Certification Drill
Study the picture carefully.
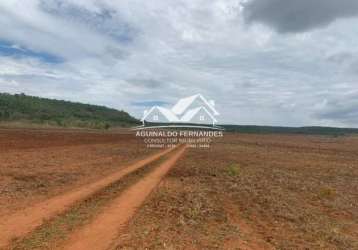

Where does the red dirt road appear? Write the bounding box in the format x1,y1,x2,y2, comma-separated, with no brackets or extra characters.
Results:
0,146,176,249
61,146,187,250
0,129,153,216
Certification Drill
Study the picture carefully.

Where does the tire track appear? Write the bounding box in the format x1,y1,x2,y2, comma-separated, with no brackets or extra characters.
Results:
0,147,176,249
61,145,187,250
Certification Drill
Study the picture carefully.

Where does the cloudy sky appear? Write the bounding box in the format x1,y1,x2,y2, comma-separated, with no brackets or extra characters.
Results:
1,0,358,127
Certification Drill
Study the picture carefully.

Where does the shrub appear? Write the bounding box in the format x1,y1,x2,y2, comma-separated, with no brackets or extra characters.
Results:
227,163,240,177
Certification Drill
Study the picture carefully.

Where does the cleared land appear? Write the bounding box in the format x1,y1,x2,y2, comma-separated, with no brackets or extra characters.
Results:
0,129,157,216
1,130,357,250
62,146,187,250
0,145,175,248
115,134,358,249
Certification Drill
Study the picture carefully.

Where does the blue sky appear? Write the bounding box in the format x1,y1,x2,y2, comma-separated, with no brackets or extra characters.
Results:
0,0,358,127
0,40,63,63
131,101,170,107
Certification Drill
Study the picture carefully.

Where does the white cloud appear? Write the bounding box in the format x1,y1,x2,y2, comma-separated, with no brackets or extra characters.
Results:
0,0,358,127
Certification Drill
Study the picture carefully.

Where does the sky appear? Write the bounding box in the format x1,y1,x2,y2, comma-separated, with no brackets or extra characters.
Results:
0,0,358,127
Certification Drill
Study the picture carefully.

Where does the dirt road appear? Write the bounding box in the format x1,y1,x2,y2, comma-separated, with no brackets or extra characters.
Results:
61,145,187,250
0,146,176,249
0,129,154,216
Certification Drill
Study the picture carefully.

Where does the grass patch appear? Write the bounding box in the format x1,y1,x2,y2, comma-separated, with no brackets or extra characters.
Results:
318,187,337,200
227,163,240,177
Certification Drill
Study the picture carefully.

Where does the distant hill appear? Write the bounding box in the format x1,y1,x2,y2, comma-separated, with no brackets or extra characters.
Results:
142,122,358,136
1,92,357,134
222,125,358,136
0,93,139,129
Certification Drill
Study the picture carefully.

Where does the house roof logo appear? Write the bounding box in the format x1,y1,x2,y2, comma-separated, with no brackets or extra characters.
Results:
135,94,223,130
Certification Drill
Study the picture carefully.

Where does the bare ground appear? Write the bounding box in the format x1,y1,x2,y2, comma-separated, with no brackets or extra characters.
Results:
0,146,174,248
61,146,187,250
115,134,358,250
0,128,154,216
1,130,358,250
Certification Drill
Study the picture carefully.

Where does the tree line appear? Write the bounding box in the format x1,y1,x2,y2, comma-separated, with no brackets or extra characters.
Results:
0,93,139,129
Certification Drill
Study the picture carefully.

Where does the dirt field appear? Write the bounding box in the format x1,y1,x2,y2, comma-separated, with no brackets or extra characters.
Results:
1,130,358,249
0,128,155,216
115,134,358,250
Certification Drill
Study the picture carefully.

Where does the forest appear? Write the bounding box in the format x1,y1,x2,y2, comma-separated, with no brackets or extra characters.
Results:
0,93,139,129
